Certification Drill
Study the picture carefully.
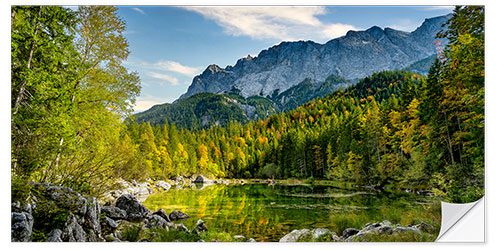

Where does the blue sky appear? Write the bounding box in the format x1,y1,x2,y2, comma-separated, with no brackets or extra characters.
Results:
114,6,454,112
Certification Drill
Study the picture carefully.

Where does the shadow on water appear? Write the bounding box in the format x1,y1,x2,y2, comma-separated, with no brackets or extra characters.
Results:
143,183,441,241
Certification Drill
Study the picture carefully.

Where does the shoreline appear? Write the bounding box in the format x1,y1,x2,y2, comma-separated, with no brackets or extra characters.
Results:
102,176,435,205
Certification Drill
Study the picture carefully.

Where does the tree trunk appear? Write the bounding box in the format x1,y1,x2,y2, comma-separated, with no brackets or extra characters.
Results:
13,6,42,115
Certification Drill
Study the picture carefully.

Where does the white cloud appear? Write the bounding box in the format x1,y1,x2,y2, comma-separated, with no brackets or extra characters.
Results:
148,72,180,86
124,58,202,77
134,94,176,112
388,18,420,32
321,23,361,40
183,6,358,42
422,6,455,11
131,7,145,15
153,60,202,76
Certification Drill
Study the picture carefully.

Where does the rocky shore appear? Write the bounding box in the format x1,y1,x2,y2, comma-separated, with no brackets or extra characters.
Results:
101,175,251,203
279,220,436,242
12,179,437,242
11,182,212,242
11,178,256,242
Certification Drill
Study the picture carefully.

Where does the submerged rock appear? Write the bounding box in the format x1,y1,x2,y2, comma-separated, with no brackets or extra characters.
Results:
174,176,185,185
192,219,208,235
144,214,170,229
233,235,246,240
169,210,190,221
193,175,212,183
156,181,171,191
174,223,190,233
153,208,171,222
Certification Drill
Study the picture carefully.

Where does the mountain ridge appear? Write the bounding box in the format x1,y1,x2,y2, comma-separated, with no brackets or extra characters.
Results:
179,14,451,100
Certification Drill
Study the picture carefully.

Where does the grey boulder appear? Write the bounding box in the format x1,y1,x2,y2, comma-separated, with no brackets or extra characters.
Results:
342,228,359,238
279,229,311,242
46,229,63,242
115,194,150,222
311,228,331,240
102,206,127,220
153,208,171,222
144,214,170,229
192,219,208,235
169,210,190,221
11,211,34,242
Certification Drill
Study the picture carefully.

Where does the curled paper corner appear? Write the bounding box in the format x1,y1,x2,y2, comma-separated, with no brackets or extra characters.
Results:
436,197,485,242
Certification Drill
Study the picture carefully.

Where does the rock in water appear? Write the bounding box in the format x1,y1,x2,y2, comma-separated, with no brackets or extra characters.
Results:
174,223,190,233
279,229,311,242
174,176,185,185
169,210,190,221
156,181,171,191
233,235,246,240
192,219,208,235
144,214,170,229
193,175,212,183
115,194,150,222
153,208,171,222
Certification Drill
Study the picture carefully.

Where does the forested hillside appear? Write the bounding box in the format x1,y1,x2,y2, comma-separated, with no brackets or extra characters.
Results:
123,6,484,203
134,75,349,130
134,92,276,130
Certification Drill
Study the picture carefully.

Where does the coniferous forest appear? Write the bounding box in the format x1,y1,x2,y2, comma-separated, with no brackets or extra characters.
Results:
11,6,484,204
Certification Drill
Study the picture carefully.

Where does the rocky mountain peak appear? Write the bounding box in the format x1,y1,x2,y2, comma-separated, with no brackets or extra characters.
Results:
205,64,223,74
178,14,451,100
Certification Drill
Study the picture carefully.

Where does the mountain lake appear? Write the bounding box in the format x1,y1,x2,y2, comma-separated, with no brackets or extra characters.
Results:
142,183,441,241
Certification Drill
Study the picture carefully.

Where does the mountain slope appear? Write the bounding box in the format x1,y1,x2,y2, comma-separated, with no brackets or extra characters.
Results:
179,14,451,100
135,74,350,129
134,92,276,130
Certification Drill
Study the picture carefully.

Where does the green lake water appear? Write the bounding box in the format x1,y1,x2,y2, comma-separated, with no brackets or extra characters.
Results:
143,183,441,242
